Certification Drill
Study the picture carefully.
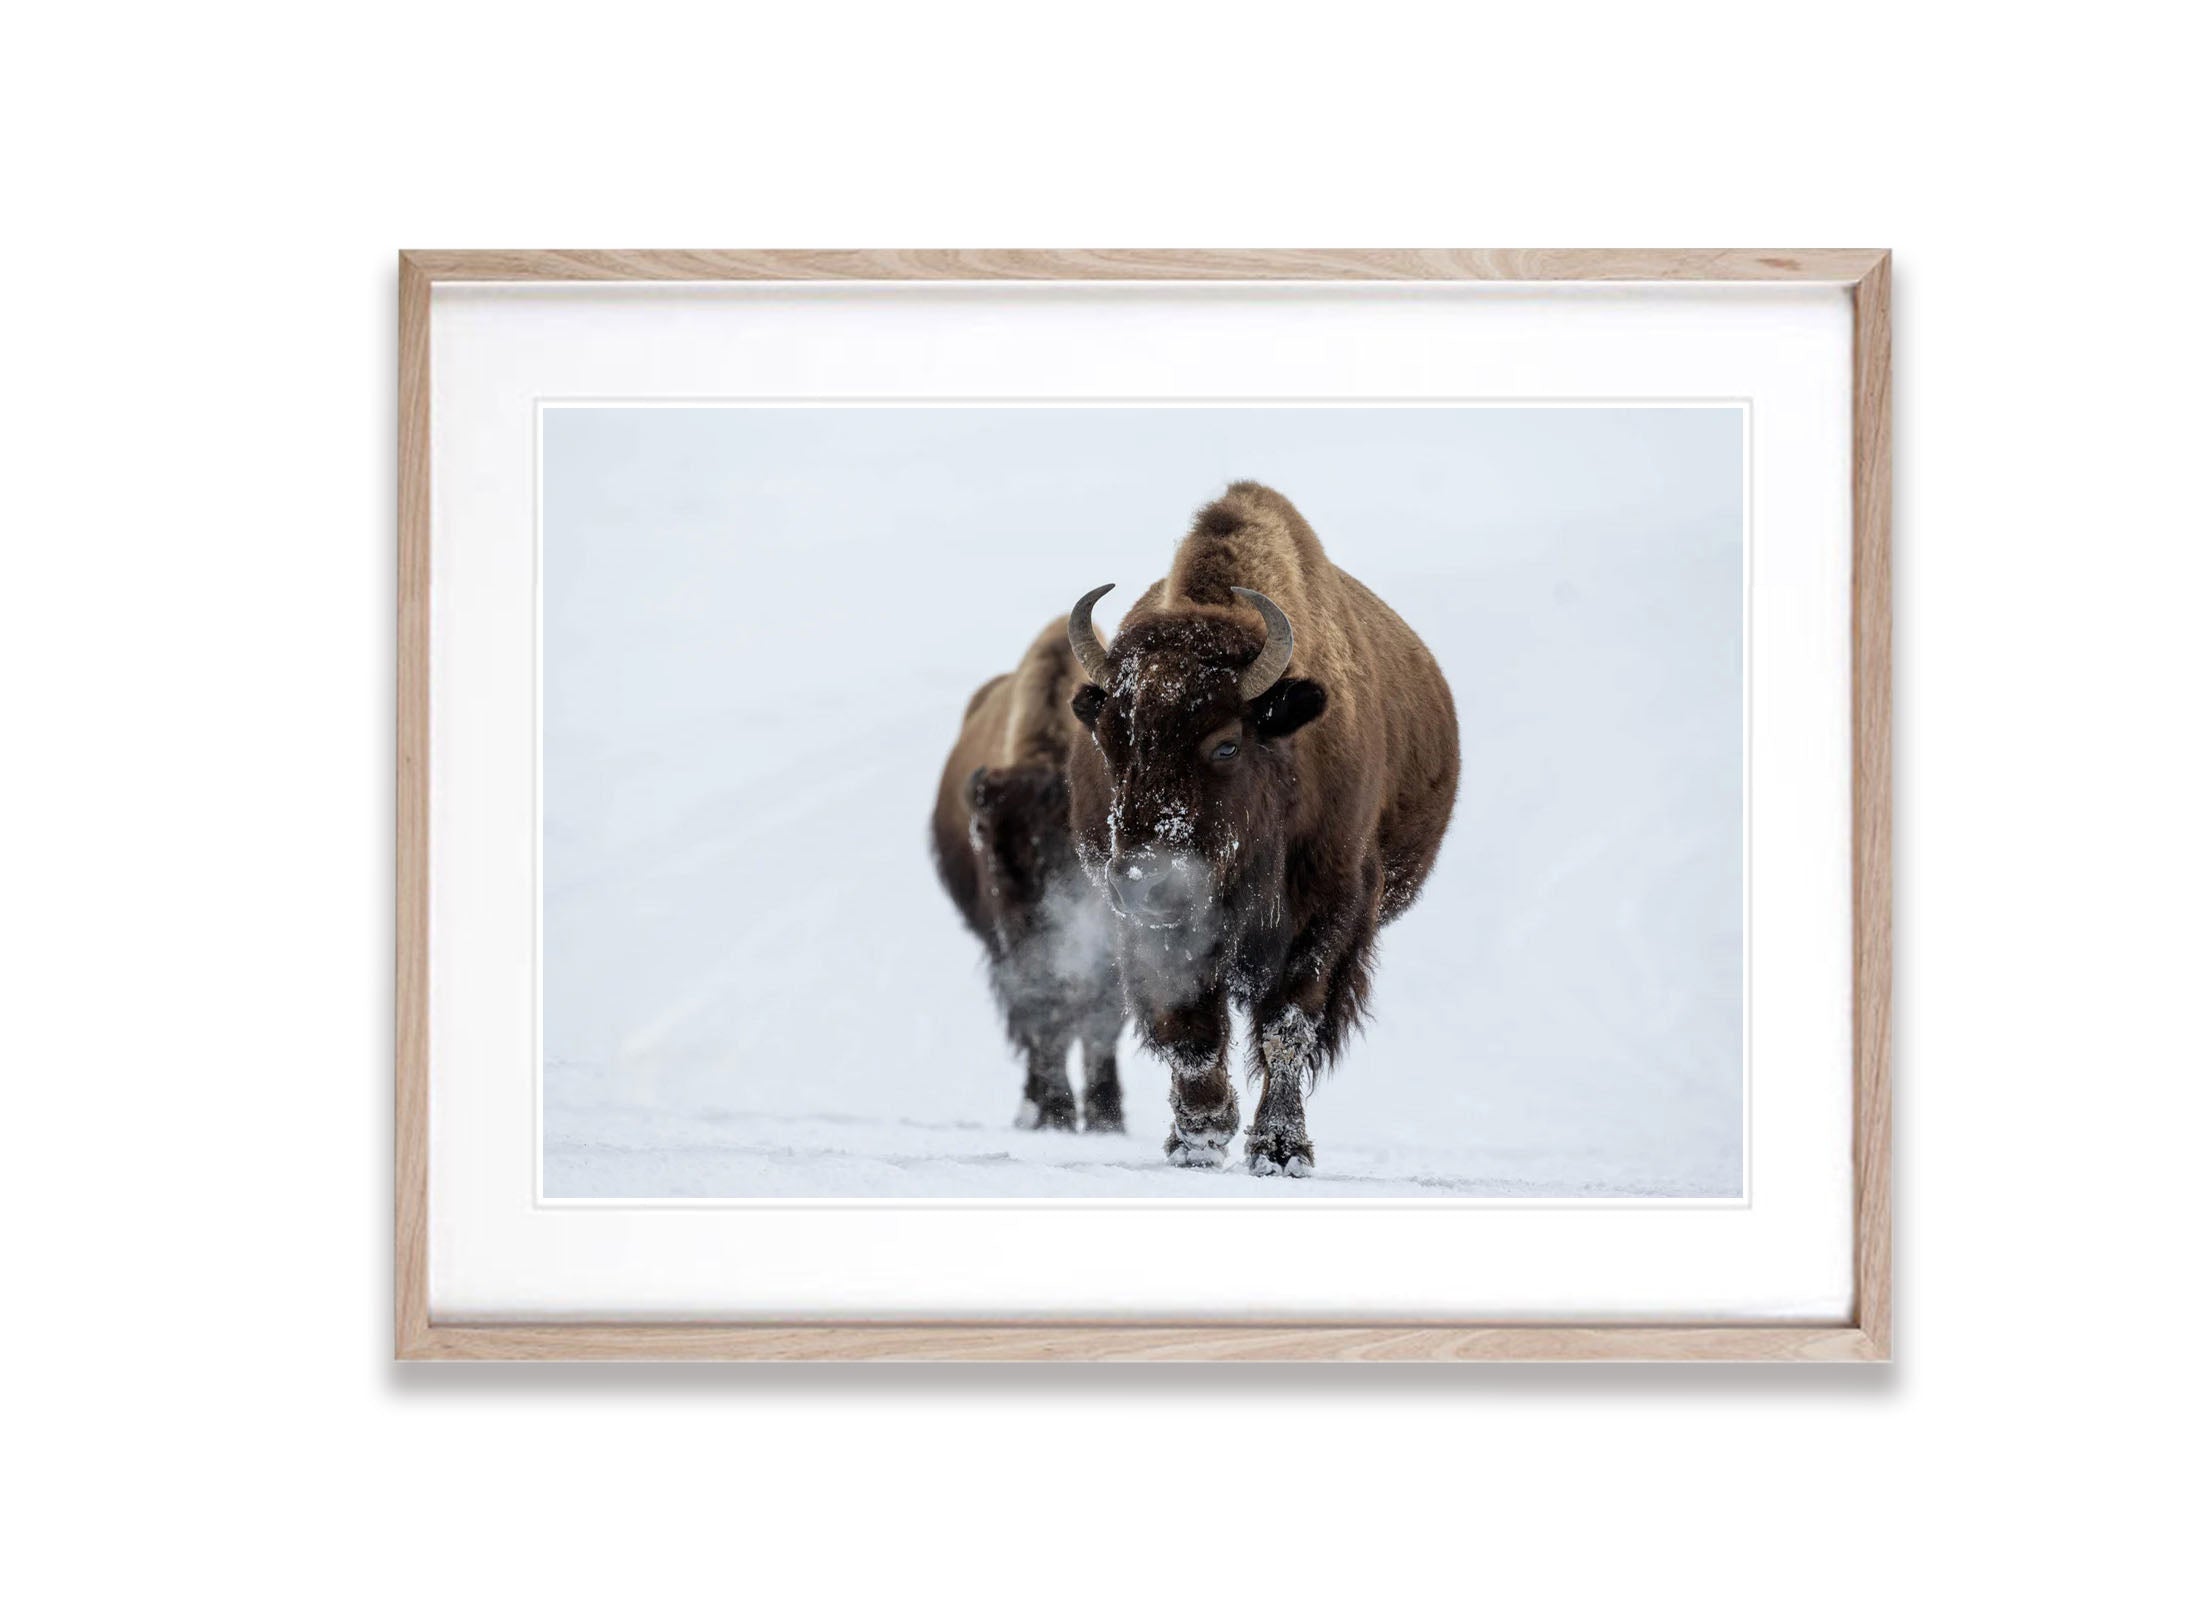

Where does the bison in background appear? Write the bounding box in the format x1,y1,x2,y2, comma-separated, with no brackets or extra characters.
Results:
1065,481,1459,1174
933,618,1128,1132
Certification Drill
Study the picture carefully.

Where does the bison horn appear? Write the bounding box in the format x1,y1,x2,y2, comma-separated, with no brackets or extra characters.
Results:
1068,584,1114,685
1231,586,1295,700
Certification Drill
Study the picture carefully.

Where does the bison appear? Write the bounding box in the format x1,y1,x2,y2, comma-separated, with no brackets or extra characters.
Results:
933,618,1128,1132
1064,481,1459,1175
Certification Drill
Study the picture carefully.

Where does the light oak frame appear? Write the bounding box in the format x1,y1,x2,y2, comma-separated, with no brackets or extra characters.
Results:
397,249,1892,1361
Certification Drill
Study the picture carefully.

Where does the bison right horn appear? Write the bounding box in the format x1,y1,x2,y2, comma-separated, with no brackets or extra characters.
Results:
1068,584,1114,686
1231,586,1295,700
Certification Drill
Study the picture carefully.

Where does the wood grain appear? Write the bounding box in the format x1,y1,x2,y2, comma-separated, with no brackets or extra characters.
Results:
394,248,1893,1361
400,247,1883,285
396,254,432,1359
1851,254,1894,1358
400,1322,1876,1363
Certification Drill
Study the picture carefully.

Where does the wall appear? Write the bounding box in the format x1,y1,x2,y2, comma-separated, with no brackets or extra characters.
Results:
7,2,2192,1593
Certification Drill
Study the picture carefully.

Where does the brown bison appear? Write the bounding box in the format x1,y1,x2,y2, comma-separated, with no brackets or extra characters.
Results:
1064,482,1459,1174
933,618,1128,1132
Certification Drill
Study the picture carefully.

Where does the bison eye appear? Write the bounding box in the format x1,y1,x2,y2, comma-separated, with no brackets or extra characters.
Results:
1210,741,1239,763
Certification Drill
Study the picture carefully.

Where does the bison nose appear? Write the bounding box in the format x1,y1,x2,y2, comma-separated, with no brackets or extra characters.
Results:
1106,853,1195,926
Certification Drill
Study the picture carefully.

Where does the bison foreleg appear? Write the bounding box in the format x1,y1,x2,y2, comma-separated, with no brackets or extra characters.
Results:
1245,1006,1317,1176
1014,1037,1079,1132
1077,1018,1126,1134
1146,991,1238,1168
1245,874,1381,1176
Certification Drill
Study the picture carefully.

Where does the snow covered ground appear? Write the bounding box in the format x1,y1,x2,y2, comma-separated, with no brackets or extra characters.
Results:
543,405,1744,1199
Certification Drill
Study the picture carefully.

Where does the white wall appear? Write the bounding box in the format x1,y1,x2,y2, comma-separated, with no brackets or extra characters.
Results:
7,2,2193,1595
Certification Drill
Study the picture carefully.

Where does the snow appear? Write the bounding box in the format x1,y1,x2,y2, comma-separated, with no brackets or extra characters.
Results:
543,405,1744,1199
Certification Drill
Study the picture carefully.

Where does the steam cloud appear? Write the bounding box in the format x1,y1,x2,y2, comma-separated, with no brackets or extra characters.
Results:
985,872,1119,1025
1112,852,1223,1013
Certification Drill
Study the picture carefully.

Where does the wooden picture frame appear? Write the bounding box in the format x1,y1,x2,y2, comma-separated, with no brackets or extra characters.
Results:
397,249,1891,1361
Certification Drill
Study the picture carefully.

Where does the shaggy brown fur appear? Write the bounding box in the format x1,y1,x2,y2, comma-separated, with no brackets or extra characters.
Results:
933,618,1127,1132
1066,482,1460,1174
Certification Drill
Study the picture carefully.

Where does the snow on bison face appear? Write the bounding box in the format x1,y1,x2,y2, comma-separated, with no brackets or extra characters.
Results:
1069,605,1326,936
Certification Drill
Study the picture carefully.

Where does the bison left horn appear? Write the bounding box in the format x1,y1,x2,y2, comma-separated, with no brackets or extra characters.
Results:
1231,586,1295,700
1068,584,1114,686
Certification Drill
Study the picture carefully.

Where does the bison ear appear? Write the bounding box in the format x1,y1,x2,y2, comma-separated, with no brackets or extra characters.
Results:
1071,684,1106,727
1249,677,1326,740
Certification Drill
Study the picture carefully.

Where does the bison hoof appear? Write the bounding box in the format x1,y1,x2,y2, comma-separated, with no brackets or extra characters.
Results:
1015,1095,1078,1132
1165,1127,1231,1168
1081,1083,1125,1133
1245,1134,1315,1177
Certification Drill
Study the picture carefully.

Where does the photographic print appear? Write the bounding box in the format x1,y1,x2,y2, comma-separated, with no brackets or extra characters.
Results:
542,402,1745,1202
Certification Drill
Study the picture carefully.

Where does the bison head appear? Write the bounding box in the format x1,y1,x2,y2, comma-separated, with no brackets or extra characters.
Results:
1065,585,1327,935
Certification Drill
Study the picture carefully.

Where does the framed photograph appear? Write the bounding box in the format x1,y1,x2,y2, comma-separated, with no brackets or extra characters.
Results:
397,249,1890,1360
